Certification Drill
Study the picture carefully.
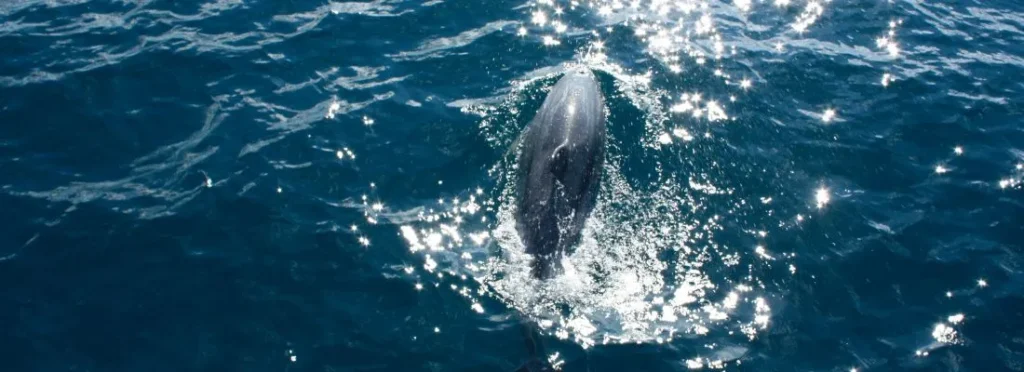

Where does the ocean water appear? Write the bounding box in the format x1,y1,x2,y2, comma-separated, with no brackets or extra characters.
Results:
1,0,1023,371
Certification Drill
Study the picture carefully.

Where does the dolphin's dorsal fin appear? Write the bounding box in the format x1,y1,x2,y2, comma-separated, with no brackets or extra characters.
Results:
549,144,568,179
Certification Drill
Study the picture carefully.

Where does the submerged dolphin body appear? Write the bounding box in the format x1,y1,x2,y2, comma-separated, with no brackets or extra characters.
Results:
515,68,606,279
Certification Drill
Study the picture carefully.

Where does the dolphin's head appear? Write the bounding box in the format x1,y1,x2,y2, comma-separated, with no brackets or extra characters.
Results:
564,66,597,82
548,66,602,115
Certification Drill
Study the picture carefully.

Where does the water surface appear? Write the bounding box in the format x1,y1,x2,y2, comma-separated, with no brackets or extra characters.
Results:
1,0,1022,371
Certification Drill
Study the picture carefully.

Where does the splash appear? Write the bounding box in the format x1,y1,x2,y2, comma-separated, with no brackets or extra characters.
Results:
392,64,779,355
391,0,860,364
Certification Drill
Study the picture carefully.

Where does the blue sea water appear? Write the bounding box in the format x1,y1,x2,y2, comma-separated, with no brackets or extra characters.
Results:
1,0,1023,371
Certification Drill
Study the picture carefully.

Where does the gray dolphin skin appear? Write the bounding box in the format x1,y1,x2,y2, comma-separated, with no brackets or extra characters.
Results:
515,68,606,279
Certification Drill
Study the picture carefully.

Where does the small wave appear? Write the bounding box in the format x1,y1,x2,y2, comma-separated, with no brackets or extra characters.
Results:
389,20,519,61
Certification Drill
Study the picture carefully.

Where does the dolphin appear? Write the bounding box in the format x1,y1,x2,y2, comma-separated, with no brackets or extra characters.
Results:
515,68,606,279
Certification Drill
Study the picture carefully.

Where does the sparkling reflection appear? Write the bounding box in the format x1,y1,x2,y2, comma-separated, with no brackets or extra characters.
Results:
387,0,870,363
815,187,830,209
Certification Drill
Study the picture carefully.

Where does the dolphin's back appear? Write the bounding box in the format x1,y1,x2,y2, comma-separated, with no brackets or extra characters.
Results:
515,69,606,278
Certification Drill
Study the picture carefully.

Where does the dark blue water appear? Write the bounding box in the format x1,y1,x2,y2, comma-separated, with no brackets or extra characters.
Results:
2,0,1023,371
